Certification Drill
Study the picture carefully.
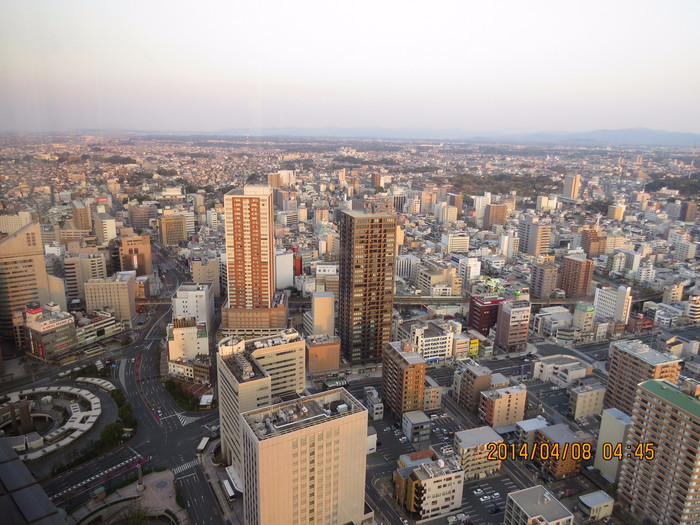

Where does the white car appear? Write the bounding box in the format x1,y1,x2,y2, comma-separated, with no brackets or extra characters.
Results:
473,488,483,495
480,495,490,502
492,492,500,499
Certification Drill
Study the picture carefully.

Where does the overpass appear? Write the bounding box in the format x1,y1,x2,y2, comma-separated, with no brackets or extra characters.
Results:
136,297,173,306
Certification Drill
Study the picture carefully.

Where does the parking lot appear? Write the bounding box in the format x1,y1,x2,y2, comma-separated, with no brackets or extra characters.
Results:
460,475,519,525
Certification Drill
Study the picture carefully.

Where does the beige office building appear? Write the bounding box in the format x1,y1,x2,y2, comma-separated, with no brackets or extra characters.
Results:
118,233,153,276
618,379,700,525
84,271,136,326
217,348,271,474
479,384,527,428
71,200,92,231
190,257,220,296
218,329,305,400
593,408,631,482
457,363,493,413
303,291,335,336
504,486,573,525
240,389,370,525
381,341,426,418
562,174,581,200
158,215,187,245
64,253,108,301
454,426,503,480
0,221,54,340
305,334,341,374
495,300,531,353
569,383,605,420
93,213,117,245
167,317,208,361
604,340,681,415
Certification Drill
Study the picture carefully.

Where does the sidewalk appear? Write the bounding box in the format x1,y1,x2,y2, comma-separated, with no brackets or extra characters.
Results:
69,470,188,525
198,440,244,524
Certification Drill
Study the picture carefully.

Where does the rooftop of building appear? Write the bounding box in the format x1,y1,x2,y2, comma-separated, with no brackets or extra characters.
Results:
516,416,550,433
601,408,632,424
0,440,64,524
464,363,492,377
578,490,614,508
570,383,605,394
454,426,503,448
414,457,462,481
403,410,430,425
534,354,588,367
242,389,365,441
175,282,212,293
537,423,591,445
613,339,682,366
220,351,268,384
386,341,426,365
245,328,302,352
399,449,437,469
341,208,396,219
482,384,527,400
640,379,700,417
490,373,509,386
305,334,340,346
507,486,572,521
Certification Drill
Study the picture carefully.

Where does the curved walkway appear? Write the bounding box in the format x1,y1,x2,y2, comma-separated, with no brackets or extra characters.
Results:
1,385,102,461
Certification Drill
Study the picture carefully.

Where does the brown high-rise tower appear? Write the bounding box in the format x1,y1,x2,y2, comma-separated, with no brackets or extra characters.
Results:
560,256,593,299
338,209,396,363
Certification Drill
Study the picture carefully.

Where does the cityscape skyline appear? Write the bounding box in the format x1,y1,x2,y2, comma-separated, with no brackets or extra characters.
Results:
2,1,699,134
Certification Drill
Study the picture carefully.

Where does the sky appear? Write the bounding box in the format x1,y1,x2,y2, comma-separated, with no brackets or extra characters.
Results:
1,0,699,134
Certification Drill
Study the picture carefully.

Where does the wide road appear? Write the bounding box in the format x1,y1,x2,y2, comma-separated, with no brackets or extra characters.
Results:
40,250,227,524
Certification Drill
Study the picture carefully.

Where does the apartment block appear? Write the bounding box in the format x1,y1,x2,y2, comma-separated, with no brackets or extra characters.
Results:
593,408,631,482
560,256,593,299
454,426,503,480
457,363,493,413
618,379,700,525
604,340,682,415
530,262,558,299
568,383,605,420
534,424,592,479
478,384,527,428
381,341,426,418
338,209,396,363
495,300,531,353
394,457,464,520
504,486,573,525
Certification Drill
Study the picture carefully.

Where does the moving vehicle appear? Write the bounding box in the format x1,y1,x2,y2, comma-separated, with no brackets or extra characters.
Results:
222,479,236,501
196,436,210,454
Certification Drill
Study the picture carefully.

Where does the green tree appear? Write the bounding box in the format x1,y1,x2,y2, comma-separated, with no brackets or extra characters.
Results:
100,422,124,447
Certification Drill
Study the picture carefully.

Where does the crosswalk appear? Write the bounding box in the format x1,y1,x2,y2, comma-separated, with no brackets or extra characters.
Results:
172,459,199,475
177,413,200,426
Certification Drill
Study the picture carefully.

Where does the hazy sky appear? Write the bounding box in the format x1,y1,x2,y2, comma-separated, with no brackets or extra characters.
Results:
1,0,699,134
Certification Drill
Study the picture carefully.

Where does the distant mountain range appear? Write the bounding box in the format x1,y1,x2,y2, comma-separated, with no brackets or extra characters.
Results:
214,127,700,147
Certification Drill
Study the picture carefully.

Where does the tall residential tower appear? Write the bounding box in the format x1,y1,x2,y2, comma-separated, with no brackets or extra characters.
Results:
338,209,396,363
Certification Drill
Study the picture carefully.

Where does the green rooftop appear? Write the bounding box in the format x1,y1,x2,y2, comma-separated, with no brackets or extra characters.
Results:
640,380,700,417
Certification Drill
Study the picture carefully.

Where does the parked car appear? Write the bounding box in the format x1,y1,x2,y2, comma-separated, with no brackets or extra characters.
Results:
479,496,490,502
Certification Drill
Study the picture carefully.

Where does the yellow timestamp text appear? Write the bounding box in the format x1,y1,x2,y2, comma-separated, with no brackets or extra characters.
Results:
600,442,655,461
486,441,592,462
